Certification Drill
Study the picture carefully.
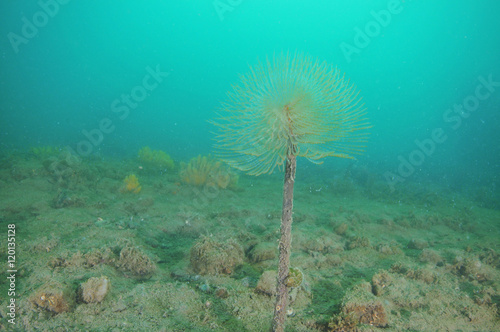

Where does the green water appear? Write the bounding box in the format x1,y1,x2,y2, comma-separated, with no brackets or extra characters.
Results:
0,1,499,331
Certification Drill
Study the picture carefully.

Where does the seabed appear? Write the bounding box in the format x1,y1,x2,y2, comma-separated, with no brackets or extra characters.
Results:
0,151,499,331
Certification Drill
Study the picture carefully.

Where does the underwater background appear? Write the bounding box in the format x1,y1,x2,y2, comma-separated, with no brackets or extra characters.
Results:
1,1,499,331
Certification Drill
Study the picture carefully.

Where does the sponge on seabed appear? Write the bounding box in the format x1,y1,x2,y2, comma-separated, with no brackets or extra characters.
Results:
80,276,111,303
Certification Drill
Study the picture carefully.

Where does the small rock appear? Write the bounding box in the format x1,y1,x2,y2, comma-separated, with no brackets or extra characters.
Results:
215,287,229,299
255,271,277,296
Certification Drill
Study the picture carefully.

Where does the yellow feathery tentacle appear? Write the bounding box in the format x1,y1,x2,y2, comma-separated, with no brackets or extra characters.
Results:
211,53,370,176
